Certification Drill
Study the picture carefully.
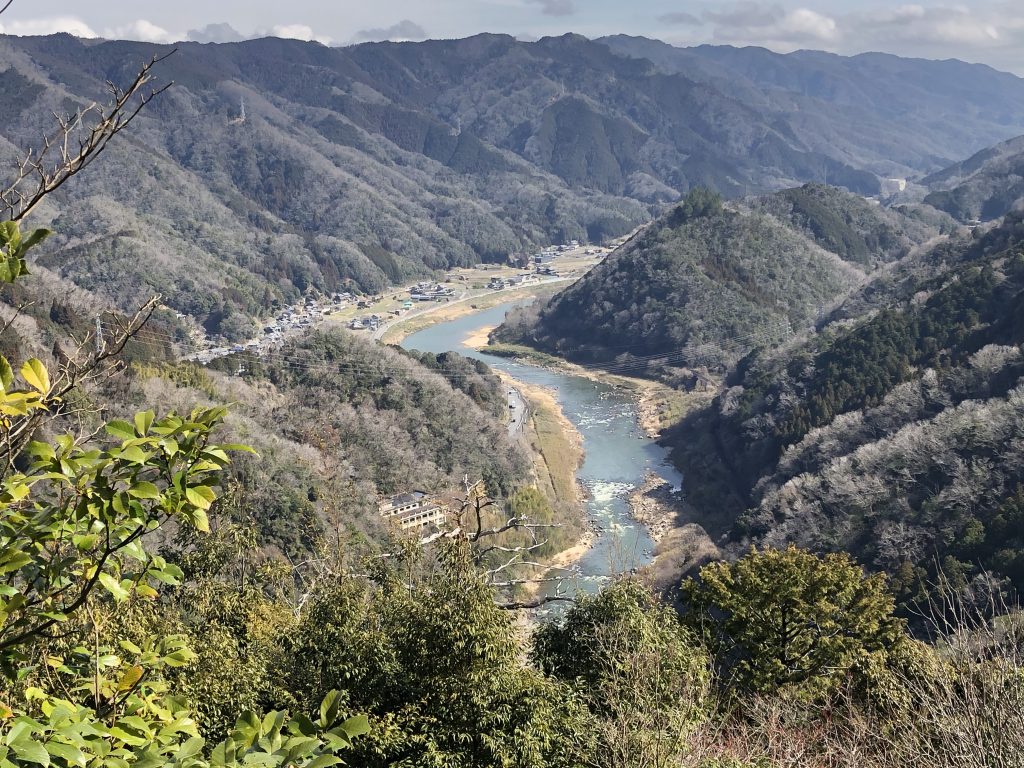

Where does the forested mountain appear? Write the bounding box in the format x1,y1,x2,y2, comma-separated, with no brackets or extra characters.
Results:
496,186,938,371
923,134,1024,221
9,28,1024,768
1,32,1023,337
665,212,1024,611
0,262,531,560
497,180,1024,610
600,35,1024,176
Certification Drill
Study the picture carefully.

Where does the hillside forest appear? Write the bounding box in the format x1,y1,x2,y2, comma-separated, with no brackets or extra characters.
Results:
3,27,1024,768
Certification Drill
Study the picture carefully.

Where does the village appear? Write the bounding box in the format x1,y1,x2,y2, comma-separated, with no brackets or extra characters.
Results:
183,241,611,363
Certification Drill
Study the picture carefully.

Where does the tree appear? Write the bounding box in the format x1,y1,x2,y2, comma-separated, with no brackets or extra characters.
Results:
0,365,368,764
0,27,368,761
533,579,711,768
682,545,903,693
281,538,589,768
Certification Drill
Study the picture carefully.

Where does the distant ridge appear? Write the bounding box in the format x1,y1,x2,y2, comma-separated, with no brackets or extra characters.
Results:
0,32,1022,337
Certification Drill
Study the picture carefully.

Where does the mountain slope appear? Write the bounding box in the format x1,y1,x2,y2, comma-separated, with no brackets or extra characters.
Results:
2,32,1022,338
664,213,1024,608
600,36,1024,176
496,186,937,372
923,135,1024,221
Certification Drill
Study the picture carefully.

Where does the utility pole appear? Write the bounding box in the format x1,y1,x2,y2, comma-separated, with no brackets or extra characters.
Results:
94,316,104,356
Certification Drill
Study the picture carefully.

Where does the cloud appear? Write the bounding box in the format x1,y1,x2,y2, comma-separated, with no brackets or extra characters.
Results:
270,24,332,45
657,12,703,26
188,22,245,44
848,5,1003,47
0,16,97,38
352,20,427,43
677,2,1024,73
704,2,784,28
103,20,176,43
706,5,838,47
527,0,576,18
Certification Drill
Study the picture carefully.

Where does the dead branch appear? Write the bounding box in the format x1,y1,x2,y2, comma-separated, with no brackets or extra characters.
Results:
1,51,175,223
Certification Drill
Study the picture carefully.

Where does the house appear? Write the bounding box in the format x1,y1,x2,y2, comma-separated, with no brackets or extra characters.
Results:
378,491,448,531
534,253,556,265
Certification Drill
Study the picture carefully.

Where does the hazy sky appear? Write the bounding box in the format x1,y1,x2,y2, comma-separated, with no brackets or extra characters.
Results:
2,1,1023,75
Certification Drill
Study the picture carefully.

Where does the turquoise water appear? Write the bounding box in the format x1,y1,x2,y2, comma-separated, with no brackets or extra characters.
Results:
401,301,683,600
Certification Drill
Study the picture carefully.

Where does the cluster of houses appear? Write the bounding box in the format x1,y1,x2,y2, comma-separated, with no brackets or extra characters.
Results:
378,491,448,532
348,314,382,331
188,292,354,364
409,282,456,302
487,273,541,291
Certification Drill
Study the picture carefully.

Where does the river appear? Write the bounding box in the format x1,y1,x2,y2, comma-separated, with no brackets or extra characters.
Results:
401,300,683,600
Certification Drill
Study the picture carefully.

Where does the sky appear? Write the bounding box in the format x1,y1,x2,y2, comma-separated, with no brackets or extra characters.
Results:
1,1,1023,75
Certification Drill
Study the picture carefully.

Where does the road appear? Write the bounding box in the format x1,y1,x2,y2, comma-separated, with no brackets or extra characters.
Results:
506,385,528,437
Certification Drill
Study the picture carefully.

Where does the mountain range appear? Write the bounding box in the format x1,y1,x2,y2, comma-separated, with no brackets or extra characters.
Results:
494,184,944,371
1,32,1024,337
923,134,1024,221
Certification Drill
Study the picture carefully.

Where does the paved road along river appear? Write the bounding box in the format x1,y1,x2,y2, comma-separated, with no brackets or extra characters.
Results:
401,300,683,600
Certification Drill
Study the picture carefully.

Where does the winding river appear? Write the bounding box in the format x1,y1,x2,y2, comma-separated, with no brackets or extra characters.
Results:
401,301,683,598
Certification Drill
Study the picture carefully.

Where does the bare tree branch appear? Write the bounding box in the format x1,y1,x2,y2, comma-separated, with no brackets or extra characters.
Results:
1,51,175,223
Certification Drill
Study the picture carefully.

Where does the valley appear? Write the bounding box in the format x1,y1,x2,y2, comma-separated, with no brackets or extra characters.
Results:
7,18,1024,767
401,300,683,603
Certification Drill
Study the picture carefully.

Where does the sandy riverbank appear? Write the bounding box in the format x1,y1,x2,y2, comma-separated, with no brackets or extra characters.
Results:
508,375,586,504
462,325,496,349
502,372,596,606
379,283,564,345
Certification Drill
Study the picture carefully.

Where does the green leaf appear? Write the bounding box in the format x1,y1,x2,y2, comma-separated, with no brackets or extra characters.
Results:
134,411,155,436
185,485,216,511
319,691,341,726
118,665,144,692
98,572,130,602
105,420,137,441
163,648,197,668
19,359,49,394
173,737,205,761
221,443,258,455
338,713,370,739
306,756,343,768
0,221,18,247
19,228,51,254
9,736,48,766
118,446,147,465
128,481,161,500
26,441,55,461
44,742,85,767
0,357,13,391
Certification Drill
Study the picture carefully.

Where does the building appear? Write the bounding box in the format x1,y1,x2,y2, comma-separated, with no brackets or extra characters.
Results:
378,491,448,531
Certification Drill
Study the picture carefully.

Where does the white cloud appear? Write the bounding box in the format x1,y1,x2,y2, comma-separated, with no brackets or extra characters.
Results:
658,11,703,27
0,16,97,38
706,5,838,49
187,22,245,44
684,1,1024,68
270,23,332,45
849,4,1003,46
352,19,427,43
103,20,177,43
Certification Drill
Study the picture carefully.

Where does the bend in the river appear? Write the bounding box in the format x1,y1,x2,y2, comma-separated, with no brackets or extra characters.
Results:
400,300,683,603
